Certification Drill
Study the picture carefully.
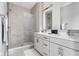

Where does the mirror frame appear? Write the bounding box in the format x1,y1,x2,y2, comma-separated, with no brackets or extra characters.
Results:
42,6,53,31
60,2,73,30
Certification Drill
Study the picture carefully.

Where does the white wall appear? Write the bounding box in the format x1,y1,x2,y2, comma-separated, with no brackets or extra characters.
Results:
31,3,43,32
9,3,36,48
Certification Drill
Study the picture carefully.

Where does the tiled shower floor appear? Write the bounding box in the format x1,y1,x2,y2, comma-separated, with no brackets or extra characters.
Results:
9,45,41,56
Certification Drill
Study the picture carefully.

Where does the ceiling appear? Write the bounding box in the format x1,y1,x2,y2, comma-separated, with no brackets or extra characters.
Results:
10,2,36,9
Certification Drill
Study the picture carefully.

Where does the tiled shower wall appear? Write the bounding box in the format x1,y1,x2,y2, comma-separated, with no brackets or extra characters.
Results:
9,3,36,49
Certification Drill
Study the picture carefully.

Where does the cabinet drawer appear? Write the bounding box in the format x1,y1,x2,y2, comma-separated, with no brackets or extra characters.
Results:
35,33,50,41
42,40,49,50
42,40,50,56
42,35,50,41
50,37,79,51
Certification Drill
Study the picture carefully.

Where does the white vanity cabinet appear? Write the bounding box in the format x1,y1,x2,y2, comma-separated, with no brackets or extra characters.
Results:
34,33,50,56
34,32,79,56
34,34,43,54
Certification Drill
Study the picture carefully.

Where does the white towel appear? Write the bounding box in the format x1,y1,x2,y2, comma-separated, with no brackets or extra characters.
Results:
3,16,8,46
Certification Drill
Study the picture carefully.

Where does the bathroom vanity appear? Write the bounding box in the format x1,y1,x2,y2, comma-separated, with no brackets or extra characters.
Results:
34,32,79,56
34,2,79,56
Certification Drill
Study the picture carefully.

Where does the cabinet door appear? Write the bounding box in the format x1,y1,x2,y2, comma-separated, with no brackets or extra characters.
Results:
50,43,59,56
50,43,64,56
50,42,79,56
34,34,50,55
56,45,79,56
62,47,79,56
34,37,39,50
37,38,43,54
34,36,43,54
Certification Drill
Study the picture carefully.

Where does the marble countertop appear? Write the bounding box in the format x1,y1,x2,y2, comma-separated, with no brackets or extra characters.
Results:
35,32,79,43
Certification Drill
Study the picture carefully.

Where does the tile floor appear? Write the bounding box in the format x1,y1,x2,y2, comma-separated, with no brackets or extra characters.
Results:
24,48,41,56
9,45,41,56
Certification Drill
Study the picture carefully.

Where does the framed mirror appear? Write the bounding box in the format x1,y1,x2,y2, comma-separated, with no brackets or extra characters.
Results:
60,2,79,30
43,6,52,32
